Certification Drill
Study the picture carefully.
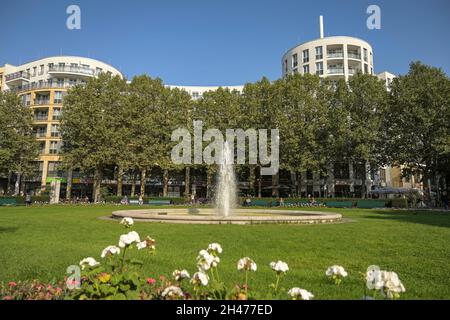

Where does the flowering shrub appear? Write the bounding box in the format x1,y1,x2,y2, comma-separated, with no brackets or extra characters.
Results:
365,267,406,300
325,265,348,285
0,216,407,300
0,280,67,300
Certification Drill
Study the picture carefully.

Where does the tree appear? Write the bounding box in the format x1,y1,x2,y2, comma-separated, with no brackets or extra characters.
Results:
343,73,388,196
194,88,242,199
60,73,128,202
383,62,450,195
0,91,39,195
272,73,331,197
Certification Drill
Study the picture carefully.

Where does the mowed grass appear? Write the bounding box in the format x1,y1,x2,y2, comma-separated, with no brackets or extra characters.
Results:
0,205,449,299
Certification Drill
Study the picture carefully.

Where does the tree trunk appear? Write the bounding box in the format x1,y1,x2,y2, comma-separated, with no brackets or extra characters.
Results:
117,166,123,197
14,172,21,196
163,169,169,197
92,166,102,202
297,172,302,198
206,168,213,200
7,171,13,195
131,176,136,197
248,165,255,197
290,172,296,197
257,167,262,198
184,167,190,197
271,172,279,198
66,169,73,200
140,168,146,196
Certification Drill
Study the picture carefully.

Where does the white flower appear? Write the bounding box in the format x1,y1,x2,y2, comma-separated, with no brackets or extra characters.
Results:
173,269,190,281
288,287,314,300
366,268,406,299
381,271,406,299
270,260,289,274
120,217,134,227
191,272,209,286
136,241,147,250
325,265,348,277
207,243,223,255
101,245,120,258
237,257,257,272
118,231,141,248
197,249,217,271
161,286,184,299
79,257,100,270
366,267,384,290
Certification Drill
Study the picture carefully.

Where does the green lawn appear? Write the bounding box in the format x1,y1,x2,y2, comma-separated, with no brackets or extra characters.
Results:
0,205,449,299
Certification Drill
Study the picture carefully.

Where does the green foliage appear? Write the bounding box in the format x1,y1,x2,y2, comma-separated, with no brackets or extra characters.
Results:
0,91,39,178
383,62,450,181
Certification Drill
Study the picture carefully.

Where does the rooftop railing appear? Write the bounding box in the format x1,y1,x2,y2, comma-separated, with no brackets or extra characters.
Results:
5,71,30,81
49,65,95,76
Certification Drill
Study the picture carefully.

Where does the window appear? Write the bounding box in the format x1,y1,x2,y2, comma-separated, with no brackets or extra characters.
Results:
21,94,31,106
54,91,63,104
334,163,350,179
284,59,288,74
51,124,60,137
315,46,323,60
32,67,37,77
70,63,78,71
49,141,61,154
293,68,298,73
53,108,62,120
363,48,368,62
39,142,46,155
292,54,298,68
47,161,62,177
34,126,47,138
39,65,44,75
302,49,309,63
96,67,103,75
192,92,200,99
303,65,310,74
315,62,323,75
364,64,369,74
57,78,64,87
48,63,54,71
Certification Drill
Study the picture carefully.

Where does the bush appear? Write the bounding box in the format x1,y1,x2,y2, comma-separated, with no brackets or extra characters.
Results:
103,196,186,205
388,198,408,208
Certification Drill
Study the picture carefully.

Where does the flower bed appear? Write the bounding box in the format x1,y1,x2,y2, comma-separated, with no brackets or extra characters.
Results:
0,217,406,300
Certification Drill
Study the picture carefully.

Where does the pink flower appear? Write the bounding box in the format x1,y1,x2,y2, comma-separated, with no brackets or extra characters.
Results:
147,278,156,285
47,285,53,291
8,282,17,288
159,275,166,281
3,296,13,300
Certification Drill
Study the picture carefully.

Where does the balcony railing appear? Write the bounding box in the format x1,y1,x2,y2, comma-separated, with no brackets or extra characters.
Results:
34,100,50,105
327,52,344,58
8,81,77,93
328,68,345,74
34,115,48,121
49,65,95,76
348,52,361,59
348,68,361,75
33,132,47,138
5,71,30,82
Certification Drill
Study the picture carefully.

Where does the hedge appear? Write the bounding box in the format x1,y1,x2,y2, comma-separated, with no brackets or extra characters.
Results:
103,196,187,205
0,196,50,205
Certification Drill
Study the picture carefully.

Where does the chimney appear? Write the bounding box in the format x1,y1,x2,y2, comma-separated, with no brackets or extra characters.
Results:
319,15,324,38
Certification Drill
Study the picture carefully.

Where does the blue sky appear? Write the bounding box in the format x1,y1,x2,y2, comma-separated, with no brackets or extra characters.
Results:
1,0,449,85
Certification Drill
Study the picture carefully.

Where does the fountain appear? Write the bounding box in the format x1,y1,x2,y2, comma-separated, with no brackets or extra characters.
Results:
111,143,343,224
215,141,237,217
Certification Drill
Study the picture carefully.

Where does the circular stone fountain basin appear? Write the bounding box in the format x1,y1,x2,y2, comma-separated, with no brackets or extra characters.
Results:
111,208,342,225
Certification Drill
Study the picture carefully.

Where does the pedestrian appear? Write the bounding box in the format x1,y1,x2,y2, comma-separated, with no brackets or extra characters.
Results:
25,193,32,207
